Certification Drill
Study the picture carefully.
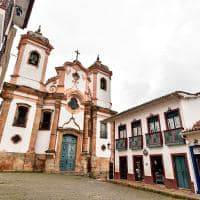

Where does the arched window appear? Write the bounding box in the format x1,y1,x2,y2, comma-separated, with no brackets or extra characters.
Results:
39,110,53,130
100,77,107,90
28,51,40,66
13,104,30,127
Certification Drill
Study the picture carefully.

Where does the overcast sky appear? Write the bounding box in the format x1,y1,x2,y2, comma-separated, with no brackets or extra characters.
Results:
6,0,200,112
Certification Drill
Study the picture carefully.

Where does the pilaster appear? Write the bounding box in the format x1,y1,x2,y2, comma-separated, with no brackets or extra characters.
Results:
47,100,61,152
91,107,97,156
110,121,115,163
24,97,43,171
82,102,91,153
0,91,13,142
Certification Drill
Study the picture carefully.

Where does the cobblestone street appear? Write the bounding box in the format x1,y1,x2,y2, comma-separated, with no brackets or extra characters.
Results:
0,173,178,200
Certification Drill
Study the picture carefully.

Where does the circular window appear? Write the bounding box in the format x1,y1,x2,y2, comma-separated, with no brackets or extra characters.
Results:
11,134,22,144
68,97,79,110
101,144,106,151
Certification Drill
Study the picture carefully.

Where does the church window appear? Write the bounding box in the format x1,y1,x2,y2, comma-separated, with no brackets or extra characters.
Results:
39,110,52,130
28,51,40,66
100,78,107,90
100,122,107,138
68,97,79,110
13,104,30,127
11,134,22,144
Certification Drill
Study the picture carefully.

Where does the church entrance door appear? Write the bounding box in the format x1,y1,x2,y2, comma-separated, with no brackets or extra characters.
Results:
60,135,77,171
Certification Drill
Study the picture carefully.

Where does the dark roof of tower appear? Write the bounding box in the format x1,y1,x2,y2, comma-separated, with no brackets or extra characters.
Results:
22,26,53,50
88,55,110,72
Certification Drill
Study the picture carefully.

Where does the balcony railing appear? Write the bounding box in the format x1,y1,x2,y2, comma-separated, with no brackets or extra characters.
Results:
145,131,163,148
129,135,143,150
164,128,185,146
115,138,127,151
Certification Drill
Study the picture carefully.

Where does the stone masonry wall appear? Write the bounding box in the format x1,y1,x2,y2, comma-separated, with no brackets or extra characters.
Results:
0,152,46,171
90,156,110,179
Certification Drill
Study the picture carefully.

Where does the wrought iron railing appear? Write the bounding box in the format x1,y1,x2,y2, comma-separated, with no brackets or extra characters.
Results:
115,138,127,151
129,135,143,150
164,128,185,146
145,131,163,148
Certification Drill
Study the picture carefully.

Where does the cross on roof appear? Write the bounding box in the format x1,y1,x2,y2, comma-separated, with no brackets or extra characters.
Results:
75,50,80,61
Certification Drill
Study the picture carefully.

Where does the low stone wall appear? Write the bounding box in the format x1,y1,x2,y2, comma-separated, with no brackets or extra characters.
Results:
90,156,110,179
0,152,46,172
34,154,46,172
0,152,25,171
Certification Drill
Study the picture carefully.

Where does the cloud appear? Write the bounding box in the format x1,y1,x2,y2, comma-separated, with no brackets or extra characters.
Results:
6,0,200,113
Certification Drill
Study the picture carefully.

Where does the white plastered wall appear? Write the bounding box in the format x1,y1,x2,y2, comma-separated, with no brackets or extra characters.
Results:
0,9,5,48
96,112,111,158
180,97,200,129
35,105,55,154
0,98,36,153
96,73,111,109
16,43,46,90
179,97,200,192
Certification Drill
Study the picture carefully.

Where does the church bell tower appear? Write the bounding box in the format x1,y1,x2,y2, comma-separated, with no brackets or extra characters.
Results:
10,27,53,91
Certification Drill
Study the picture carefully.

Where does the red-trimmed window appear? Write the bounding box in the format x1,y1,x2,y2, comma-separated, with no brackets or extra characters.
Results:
165,109,182,130
131,120,142,136
118,124,127,138
147,115,160,133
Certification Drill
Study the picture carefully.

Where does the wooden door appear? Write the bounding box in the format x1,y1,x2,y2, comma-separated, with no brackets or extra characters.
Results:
150,156,164,184
120,157,128,179
134,156,143,181
60,135,77,171
174,156,190,189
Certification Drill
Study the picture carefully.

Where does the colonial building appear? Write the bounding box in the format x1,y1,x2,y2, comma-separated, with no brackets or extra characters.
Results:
183,121,200,194
0,0,35,88
0,28,116,179
105,91,200,193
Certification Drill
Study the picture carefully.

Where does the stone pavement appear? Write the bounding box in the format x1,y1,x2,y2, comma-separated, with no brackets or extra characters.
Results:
108,179,200,200
0,172,178,200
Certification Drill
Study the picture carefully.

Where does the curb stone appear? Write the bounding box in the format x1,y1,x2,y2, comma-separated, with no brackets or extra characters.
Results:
107,180,200,200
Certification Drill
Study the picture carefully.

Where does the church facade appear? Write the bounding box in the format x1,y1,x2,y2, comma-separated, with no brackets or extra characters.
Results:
0,29,116,178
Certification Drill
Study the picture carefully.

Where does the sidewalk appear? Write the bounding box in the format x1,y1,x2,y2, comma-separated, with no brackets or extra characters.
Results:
108,179,200,200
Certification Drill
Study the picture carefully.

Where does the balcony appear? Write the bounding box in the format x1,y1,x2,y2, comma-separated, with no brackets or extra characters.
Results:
129,135,143,150
115,138,127,151
145,132,163,148
164,128,185,146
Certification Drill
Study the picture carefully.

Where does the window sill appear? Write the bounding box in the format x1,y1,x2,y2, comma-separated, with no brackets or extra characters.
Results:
12,124,26,128
39,129,51,131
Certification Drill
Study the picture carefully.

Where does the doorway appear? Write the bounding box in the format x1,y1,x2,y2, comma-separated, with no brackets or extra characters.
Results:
119,156,128,179
133,156,144,181
60,135,77,171
150,155,164,184
173,155,190,189
190,146,200,193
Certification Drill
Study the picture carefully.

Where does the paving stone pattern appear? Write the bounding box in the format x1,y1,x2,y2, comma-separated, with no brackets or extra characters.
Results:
0,173,177,200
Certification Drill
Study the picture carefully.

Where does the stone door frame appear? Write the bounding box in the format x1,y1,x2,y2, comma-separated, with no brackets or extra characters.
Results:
55,128,83,172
